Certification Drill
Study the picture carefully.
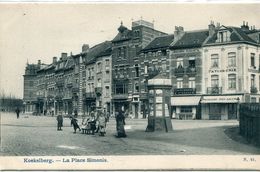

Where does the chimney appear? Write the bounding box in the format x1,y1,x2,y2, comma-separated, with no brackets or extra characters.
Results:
174,26,185,41
241,21,249,31
61,53,67,60
38,60,41,65
82,44,90,53
208,21,216,37
216,22,221,29
53,57,57,64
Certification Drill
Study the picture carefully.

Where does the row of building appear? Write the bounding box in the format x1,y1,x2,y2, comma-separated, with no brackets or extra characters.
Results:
23,19,260,120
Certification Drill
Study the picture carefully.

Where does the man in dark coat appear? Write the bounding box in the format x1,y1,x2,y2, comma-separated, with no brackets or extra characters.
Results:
56,113,63,131
15,107,20,119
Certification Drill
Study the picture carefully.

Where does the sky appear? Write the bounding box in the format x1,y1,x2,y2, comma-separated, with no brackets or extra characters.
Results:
0,3,260,98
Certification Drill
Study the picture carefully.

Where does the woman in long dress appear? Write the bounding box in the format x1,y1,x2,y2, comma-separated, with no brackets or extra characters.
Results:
116,110,127,138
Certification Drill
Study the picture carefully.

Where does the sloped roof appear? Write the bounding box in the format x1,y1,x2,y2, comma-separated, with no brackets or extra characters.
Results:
64,56,74,70
171,30,209,49
205,26,257,45
84,41,112,64
141,34,174,52
112,29,132,42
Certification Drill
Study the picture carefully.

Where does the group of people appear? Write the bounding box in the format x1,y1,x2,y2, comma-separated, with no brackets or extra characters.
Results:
56,108,127,138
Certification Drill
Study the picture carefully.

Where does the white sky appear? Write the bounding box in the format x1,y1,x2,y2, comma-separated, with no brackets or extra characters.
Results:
0,3,260,98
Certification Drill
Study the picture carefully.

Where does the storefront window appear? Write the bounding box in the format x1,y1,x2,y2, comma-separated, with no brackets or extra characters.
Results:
180,106,192,113
209,104,221,114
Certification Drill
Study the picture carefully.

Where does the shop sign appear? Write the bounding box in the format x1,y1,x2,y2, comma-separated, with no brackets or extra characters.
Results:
201,95,242,103
209,68,236,73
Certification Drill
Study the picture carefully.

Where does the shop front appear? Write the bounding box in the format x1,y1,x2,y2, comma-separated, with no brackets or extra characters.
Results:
171,96,201,120
201,95,242,120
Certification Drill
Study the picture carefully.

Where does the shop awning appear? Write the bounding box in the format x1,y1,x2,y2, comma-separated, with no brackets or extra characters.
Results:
171,96,201,106
200,95,242,103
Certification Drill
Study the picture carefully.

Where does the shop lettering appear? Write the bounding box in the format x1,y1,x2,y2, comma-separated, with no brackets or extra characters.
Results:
209,68,236,73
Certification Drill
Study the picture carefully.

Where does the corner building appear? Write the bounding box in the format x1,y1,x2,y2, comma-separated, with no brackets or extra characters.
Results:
201,23,260,120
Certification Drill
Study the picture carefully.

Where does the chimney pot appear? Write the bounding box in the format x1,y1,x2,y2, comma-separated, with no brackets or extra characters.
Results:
82,44,90,52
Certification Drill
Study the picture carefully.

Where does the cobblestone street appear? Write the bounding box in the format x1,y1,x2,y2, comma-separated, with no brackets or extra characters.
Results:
1,112,260,156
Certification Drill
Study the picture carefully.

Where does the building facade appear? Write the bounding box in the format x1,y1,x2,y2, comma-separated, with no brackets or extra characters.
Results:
201,22,260,120
111,20,166,118
170,26,210,120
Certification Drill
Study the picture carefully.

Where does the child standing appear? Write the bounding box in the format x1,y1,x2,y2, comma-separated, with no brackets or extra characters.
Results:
70,116,81,133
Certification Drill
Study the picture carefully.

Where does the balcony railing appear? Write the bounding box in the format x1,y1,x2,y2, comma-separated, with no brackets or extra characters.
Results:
174,67,185,76
186,67,196,76
174,88,196,95
84,92,95,99
207,87,222,95
250,86,258,94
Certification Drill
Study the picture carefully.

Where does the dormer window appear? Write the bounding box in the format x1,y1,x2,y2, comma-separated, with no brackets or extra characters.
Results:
217,30,230,43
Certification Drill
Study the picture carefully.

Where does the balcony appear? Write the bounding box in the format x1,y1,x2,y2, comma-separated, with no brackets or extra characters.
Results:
207,87,222,95
112,93,128,100
84,92,95,100
63,92,73,100
95,87,102,96
250,86,258,94
67,82,73,87
56,80,64,87
174,67,185,77
186,67,196,76
174,88,196,95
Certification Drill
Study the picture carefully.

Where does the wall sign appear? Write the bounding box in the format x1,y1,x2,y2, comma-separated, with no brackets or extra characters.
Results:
209,68,236,73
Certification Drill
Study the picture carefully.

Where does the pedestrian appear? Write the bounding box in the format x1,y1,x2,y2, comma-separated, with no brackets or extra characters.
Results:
115,110,127,138
15,107,20,119
98,111,107,136
56,112,63,131
70,116,81,134
88,112,96,135
105,109,110,122
81,116,88,134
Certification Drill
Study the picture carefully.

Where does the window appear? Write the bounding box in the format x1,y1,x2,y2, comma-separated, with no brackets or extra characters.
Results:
228,53,236,67
82,71,86,77
29,81,34,86
189,77,196,88
211,75,219,87
177,78,183,88
97,78,101,87
114,83,127,94
144,65,148,74
162,50,167,56
105,86,109,97
228,74,236,89
251,53,255,67
162,62,167,72
251,97,256,103
97,62,102,73
135,64,139,77
180,106,192,113
177,58,183,68
105,59,109,66
251,74,255,87
211,54,219,68
188,58,196,68
209,104,221,114
135,83,139,93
